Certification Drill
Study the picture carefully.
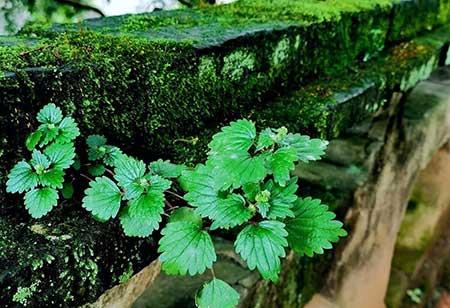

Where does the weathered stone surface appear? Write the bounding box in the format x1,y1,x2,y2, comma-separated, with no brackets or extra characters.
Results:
304,71,450,308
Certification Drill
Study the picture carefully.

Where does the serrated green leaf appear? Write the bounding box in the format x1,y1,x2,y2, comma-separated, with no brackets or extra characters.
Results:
280,133,328,162
26,131,42,151
196,279,239,308
73,155,81,170
158,218,216,276
56,117,80,143
256,202,270,218
149,159,186,178
120,191,165,237
179,164,221,214
39,168,64,188
88,164,106,177
210,151,267,189
285,198,347,257
30,150,50,170
256,128,275,151
210,194,252,230
103,146,123,166
269,147,297,186
263,178,297,220
235,220,288,282
24,187,59,218
82,176,122,220
61,182,74,199
38,124,59,146
36,103,62,124
114,155,146,191
6,161,39,193
87,135,107,148
44,143,75,170
208,119,256,153
242,182,260,202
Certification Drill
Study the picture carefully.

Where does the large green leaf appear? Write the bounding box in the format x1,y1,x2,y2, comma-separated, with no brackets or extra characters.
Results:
208,119,256,153
24,187,59,218
120,191,165,237
210,194,253,230
263,178,297,220
36,103,62,124
44,143,75,170
6,161,39,193
268,147,298,186
285,198,347,257
56,117,80,143
149,159,186,178
179,164,221,215
158,216,216,276
196,279,240,308
234,220,288,282
82,176,122,220
280,133,328,162
210,151,267,189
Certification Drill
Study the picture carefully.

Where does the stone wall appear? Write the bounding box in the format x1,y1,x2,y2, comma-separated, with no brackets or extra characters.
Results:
2,0,450,307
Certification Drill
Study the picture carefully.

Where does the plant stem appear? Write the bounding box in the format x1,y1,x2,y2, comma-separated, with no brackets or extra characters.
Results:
80,173,94,182
104,168,115,177
210,267,216,278
166,190,184,200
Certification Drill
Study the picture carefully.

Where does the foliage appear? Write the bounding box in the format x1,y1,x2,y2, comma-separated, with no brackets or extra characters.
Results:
6,104,347,307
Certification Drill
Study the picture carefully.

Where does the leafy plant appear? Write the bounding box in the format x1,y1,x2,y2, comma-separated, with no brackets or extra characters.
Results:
6,104,347,307
6,104,79,218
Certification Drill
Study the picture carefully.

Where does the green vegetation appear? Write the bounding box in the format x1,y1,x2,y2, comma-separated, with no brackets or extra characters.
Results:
6,104,346,307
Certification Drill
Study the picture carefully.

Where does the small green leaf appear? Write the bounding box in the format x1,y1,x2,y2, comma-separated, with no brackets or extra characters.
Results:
268,147,297,186
56,117,80,143
88,164,106,177
264,178,297,220
169,207,202,225
242,183,260,202
196,279,239,308
87,135,107,148
280,133,328,162
30,150,50,170
82,176,122,220
285,198,347,257
235,220,288,282
39,168,65,188
208,119,256,153
149,159,186,178
61,182,74,199
44,143,75,170
24,187,59,218
103,146,123,166
39,125,59,146
120,191,165,237
256,128,275,151
158,216,216,276
210,194,253,230
26,131,42,151
6,161,39,193
36,103,62,124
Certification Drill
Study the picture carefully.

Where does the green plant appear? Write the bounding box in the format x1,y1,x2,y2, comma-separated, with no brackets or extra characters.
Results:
6,103,79,218
7,104,347,307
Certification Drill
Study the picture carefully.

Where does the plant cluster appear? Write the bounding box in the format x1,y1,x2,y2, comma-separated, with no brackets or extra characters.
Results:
7,104,347,308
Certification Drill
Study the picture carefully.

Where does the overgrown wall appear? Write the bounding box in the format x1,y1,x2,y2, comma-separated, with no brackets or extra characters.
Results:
2,0,450,306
